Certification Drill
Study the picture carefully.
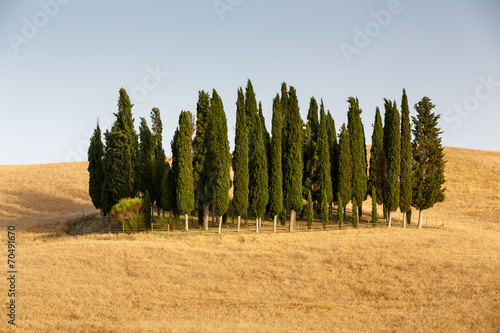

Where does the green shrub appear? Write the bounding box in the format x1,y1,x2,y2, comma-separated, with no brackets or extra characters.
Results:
111,197,145,233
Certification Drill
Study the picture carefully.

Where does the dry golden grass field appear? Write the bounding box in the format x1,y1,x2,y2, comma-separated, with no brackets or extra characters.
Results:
1,147,499,332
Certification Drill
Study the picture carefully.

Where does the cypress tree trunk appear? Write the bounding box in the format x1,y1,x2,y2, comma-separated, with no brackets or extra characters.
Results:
218,216,222,234
256,218,259,233
418,210,423,229
237,216,241,233
358,204,362,223
289,209,295,233
273,215,277,233
203,205,209,231
388,210,392,228
185,213,189,232
212,203,215,226
402,213,407,228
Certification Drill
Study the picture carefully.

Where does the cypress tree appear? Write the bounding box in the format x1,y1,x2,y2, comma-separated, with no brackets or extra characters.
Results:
400,89,412,228
176,111,195,232
372,186,378,227
232,87,249,232
144,190,152,230
280,83,289,226
338,123,352,220
337,192,343,229
383,99,401,227
151,108,166,214
249,109,269,233
269,94,283,233
88,124,105,216
352,197,358,228
347,97,367,221
368,107,385,206
303,97,320,203
193,91,216,230
245,79,258,161
138,117,155,196
283,86,303,232
307,190,313,229
319,102,333,214
163,129,180,218
161,162,175,213
211,90,231,234
114,88,138,198
412,97,446,228
325,111,339,203
101,129,125,216
259,101,272,214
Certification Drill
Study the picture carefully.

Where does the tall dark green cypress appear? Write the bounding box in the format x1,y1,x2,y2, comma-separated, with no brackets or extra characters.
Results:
114,88,138,197
279,83,289,226
176,111,195,231
249,109,269,233
303,97,320,203
400,89,412,227
102,88,139,214
325,110,339,203
245,79,258,162
347,97,367,221
412,97,446,228
368,107,385,206
283,86,303,232
101,129,123,216
319,102,333,214
338,124,352,218
88,124,105,216
163,129,180,218
193,91,216,230
138,117,155,196
383,99,401,227
269,94,283,232
151,108,166,213
211,90,231,234
233,87,249,232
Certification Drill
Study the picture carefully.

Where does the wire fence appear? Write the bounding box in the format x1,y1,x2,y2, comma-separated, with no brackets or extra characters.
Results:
66,210,444,236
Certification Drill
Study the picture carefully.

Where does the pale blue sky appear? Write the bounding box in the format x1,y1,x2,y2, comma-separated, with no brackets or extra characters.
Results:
1,0,499,165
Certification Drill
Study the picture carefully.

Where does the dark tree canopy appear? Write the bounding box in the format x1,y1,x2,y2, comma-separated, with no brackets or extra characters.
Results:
211,90,231,217
232,87,249,218
269,94,283,217
338,123,352,209
368,107,385,205
383,99,401,213
347,97,367,210
325,110,339,202
319,102,333,205
400,89,413,215
138,117,155,196
412,97,446,211
283,86,303,212
176,111,194,215
249,109,269,219
88,124,104,212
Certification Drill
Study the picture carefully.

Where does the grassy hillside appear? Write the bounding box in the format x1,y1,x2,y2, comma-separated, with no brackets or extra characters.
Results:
1,147,499,332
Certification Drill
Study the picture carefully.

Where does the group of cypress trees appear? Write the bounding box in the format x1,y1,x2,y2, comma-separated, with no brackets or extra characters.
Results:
89,84,446,232
88,88,167,227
